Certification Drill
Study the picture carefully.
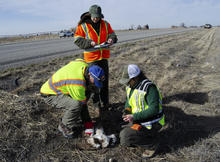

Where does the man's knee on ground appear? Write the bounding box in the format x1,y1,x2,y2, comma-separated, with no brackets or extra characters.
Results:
119,127,136,147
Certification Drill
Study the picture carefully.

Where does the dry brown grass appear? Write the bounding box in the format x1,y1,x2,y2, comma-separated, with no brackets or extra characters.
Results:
0,28,220,161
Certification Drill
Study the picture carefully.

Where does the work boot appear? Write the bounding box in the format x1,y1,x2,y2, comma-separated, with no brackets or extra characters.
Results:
58,123,74,138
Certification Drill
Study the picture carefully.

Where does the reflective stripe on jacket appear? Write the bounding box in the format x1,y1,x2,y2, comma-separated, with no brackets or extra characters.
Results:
40,59,88,104
74,20,114,62
126,79,165,129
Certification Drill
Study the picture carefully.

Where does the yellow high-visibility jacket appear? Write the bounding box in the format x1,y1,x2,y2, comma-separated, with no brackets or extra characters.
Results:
126,79,165,129
40,59,88,104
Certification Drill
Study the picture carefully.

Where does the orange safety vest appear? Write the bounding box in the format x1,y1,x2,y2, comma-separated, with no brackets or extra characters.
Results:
74,20,115,63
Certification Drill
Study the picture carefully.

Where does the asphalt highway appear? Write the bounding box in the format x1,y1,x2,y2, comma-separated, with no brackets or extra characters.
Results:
0,28,194,71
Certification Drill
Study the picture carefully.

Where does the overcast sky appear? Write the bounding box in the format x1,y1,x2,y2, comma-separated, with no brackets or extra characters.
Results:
0,0,219,35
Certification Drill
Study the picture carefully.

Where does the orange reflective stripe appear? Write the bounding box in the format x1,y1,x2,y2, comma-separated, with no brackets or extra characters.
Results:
125,107,132,112
53,79,86,88
89,23,99,39
81,23,90,39
99,20,108,43
83,66,86,77
74,35,84,42
104,20,108,40
74,59,87,64
80,98,87,104
48,76,63,95
74,25,86,41
130,124,142,131
84,48,100,52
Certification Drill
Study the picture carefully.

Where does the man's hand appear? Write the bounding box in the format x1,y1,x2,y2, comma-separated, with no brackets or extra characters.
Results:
123,114,134,123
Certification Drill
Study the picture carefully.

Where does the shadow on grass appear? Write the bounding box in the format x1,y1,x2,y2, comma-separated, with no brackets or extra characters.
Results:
156,91,220,154
163,92,209,105
99,102,125,135
106,92,219,155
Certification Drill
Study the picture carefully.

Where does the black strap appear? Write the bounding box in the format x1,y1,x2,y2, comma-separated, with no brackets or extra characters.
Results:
40,94,50,98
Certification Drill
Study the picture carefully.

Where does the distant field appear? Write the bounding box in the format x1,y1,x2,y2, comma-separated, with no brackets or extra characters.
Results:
0,34,59,44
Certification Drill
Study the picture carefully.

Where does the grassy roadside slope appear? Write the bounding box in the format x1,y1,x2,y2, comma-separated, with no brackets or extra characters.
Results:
0,28,220,161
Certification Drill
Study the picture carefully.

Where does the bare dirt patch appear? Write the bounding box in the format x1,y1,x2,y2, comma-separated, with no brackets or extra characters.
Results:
0,28,220,161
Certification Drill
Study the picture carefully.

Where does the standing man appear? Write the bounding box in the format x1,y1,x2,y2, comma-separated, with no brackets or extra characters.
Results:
119,64,165,158
74,4,118,110
40,59,105,138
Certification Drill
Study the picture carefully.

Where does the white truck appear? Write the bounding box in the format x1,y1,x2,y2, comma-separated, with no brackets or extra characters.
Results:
59,31,74,38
